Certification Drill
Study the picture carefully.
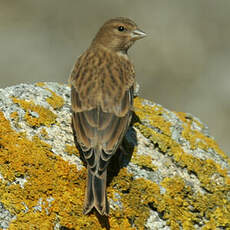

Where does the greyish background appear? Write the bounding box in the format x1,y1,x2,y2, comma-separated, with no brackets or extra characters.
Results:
0,0,229,156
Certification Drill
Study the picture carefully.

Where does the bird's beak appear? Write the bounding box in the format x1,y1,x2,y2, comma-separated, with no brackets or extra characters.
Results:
131,29,146,40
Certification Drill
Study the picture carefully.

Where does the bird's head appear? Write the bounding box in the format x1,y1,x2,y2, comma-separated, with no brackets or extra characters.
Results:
91,17,146,53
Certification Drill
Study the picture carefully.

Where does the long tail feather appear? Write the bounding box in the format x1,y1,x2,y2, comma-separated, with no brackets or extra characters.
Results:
83,167,109,216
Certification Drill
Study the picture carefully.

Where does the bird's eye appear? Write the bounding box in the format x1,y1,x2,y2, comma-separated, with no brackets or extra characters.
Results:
118,26,125,32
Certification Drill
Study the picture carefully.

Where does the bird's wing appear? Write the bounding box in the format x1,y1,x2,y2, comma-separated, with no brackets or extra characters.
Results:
70,48,134,176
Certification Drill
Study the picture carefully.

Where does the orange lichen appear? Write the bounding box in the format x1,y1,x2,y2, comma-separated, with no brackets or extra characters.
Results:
11,97,57,127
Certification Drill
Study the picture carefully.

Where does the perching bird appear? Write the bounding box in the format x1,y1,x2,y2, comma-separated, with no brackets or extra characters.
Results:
69,17,146,216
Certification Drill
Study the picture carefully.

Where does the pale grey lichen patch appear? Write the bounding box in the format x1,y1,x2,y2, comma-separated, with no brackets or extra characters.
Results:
0,203,15,230
141,99,157,108
0,173,5,182
185,113,210,136
127,163,162,183
21,202,29,213
33,198,43,212
145,210,170,230
10,176,28,188
46,197,55,215
109,192,123,211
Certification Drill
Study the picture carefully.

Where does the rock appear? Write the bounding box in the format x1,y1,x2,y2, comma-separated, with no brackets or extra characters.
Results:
0,82,229,229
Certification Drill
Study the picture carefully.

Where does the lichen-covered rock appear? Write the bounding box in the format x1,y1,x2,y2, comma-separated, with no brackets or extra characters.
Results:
0,82,229,230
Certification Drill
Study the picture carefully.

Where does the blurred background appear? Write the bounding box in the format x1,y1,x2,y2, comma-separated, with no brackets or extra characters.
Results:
0,0,229,156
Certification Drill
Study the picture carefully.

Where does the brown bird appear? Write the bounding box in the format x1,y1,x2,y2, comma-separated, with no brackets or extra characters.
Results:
69,17,146,216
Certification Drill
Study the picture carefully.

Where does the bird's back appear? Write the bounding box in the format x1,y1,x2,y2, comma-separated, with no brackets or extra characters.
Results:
70,46,134,175
70,46,135,114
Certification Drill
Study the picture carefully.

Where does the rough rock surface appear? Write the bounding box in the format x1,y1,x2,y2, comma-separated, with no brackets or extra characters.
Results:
0,82,229,229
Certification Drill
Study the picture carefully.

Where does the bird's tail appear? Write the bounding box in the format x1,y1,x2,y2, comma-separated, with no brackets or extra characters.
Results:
83,167,109,216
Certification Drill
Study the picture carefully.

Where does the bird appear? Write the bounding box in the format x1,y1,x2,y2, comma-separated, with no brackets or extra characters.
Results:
69,17,146,216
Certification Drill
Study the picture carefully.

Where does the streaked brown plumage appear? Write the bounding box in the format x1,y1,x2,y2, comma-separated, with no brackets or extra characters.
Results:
69,17,146,215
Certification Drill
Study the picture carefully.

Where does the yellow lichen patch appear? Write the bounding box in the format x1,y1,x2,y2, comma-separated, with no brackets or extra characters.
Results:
40,128,49,139
131,148,157,171
10,111,21,128
135,123,173,153
208,205,230,228
35,82,65,109
65,144,80,157
12,97,57,127
10,111,19,122
108,168,161,229
35,82,46,87
159,177,197,230
134,97,171,137
45,88,64,110
176,112,204,129
176,111,229,163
